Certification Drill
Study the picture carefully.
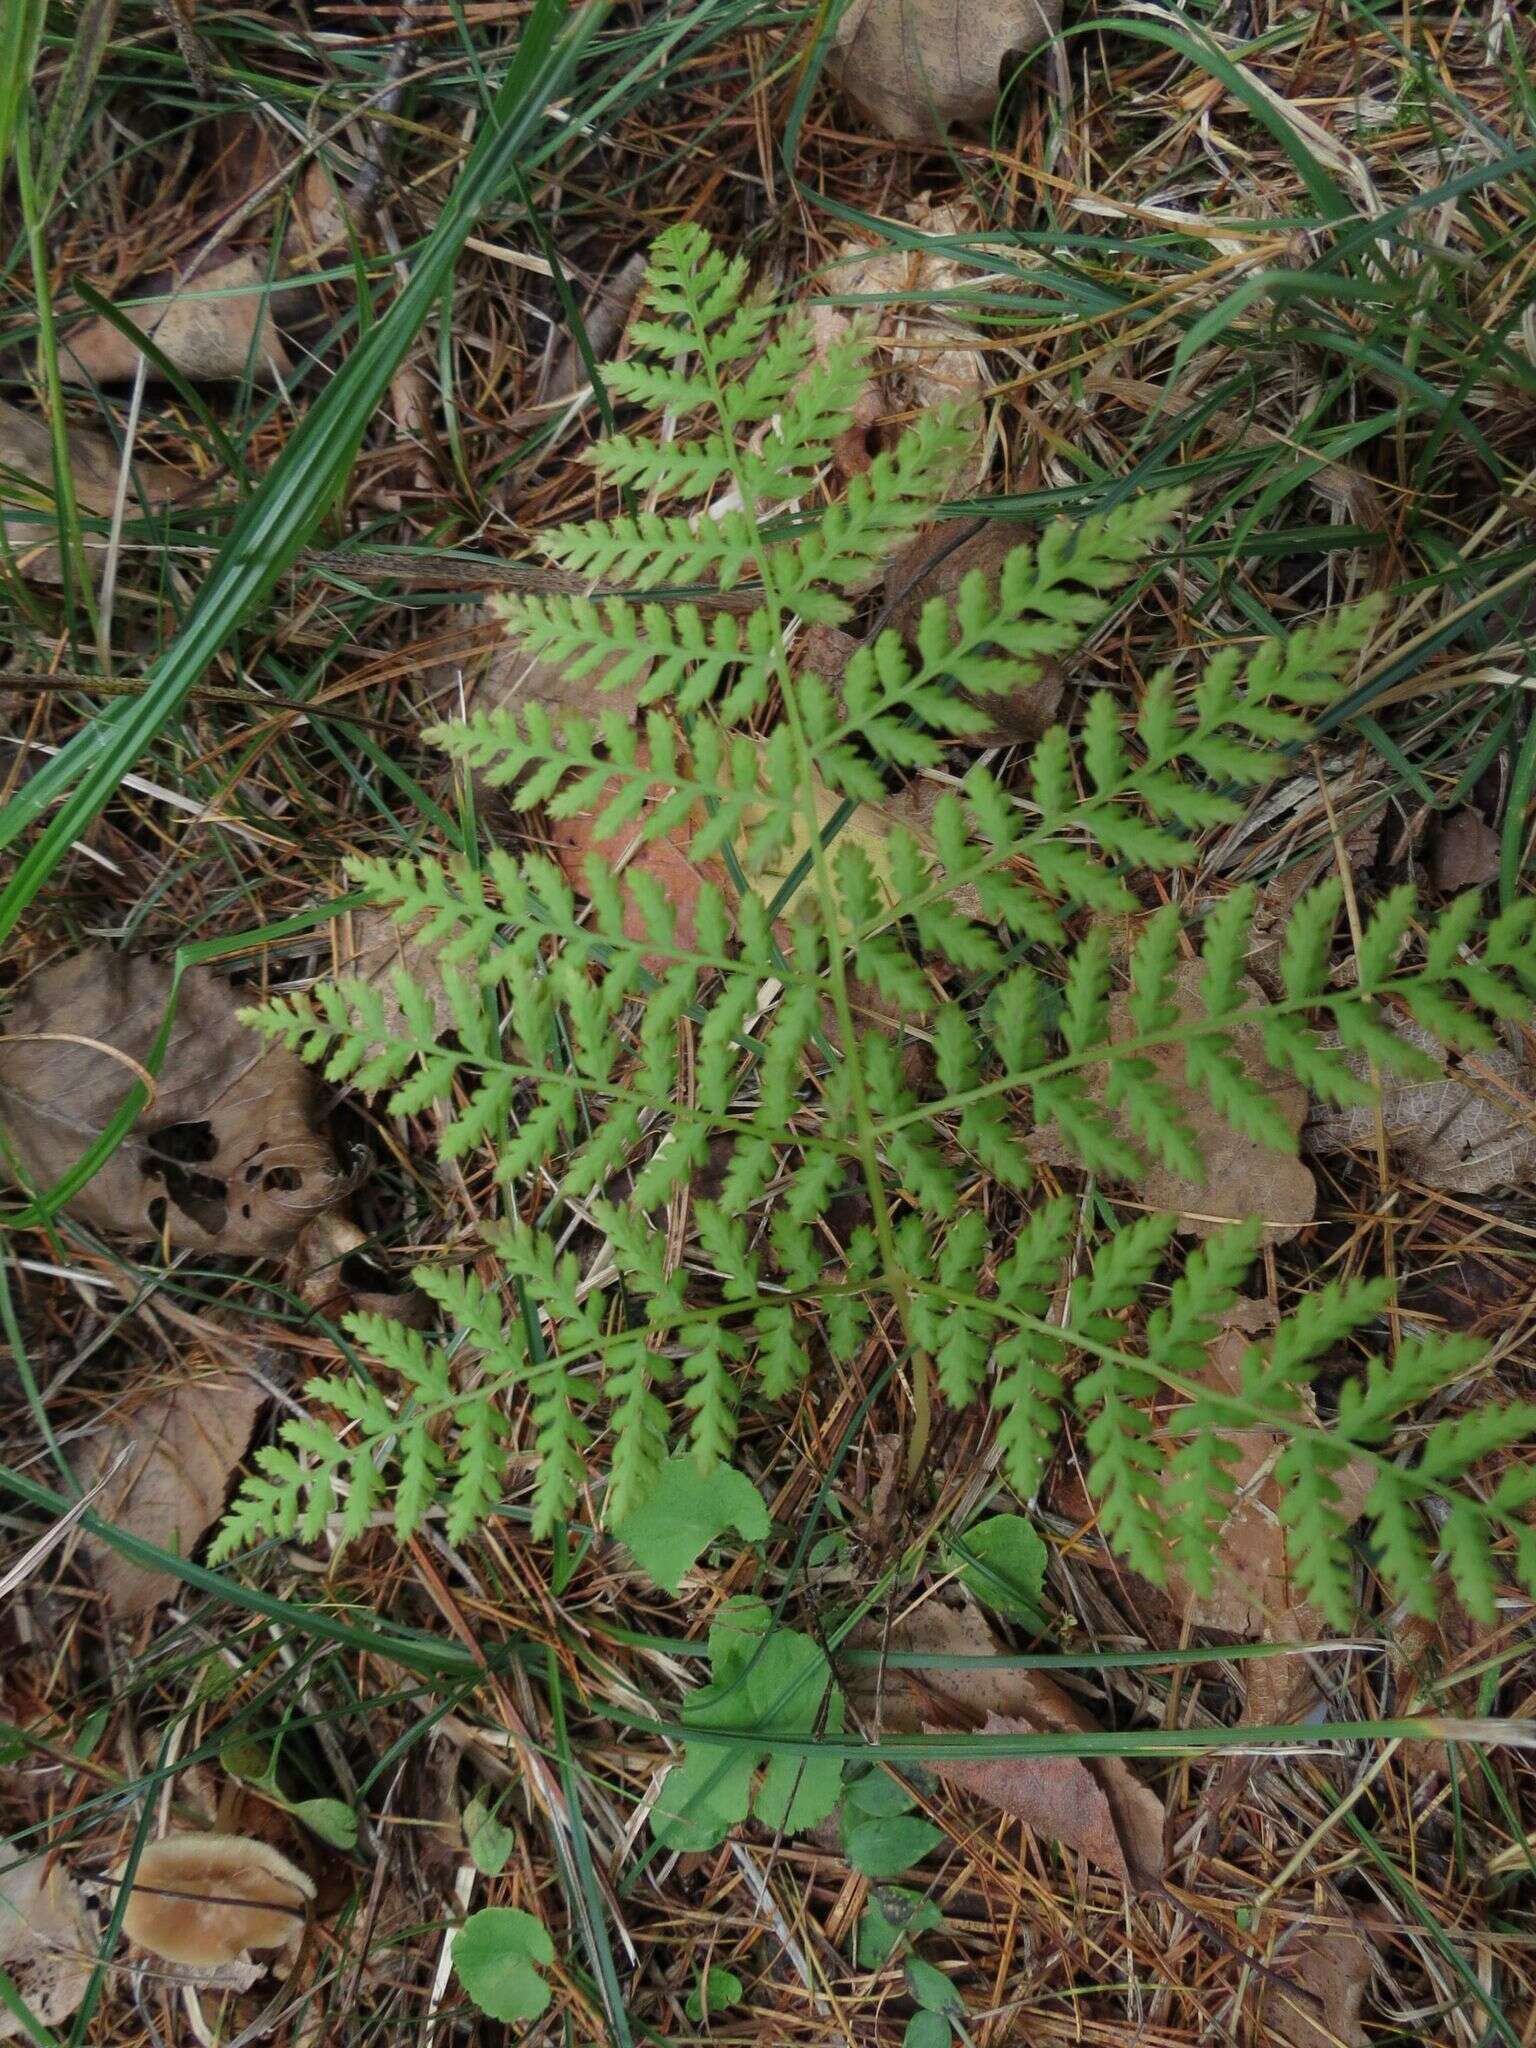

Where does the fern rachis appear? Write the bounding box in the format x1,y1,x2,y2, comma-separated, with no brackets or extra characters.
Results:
213,226,1536,1630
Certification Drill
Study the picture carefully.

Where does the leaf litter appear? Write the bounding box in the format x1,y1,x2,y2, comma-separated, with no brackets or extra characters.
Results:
849,1593,1165,1891
0,949,342,1254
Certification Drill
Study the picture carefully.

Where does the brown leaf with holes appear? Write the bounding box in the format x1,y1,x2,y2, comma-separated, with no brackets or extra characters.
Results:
0,396,187,584
1256,1925,1371,2048
0,1847,92,2042
825,0,1061,142
0,950,342,1253
884,519,1065,742
68,1372,264,1616
1163,1302,1374,1726
1306,1016,1536,1194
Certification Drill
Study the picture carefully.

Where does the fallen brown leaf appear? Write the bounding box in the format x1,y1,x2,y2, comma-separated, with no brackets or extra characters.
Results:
848,1592,1164,1890
1163,1301,1373,1726
62,249,293,385
1256,1924,1371,2048
925,1706,1164,1893
1306,1016,1536,1194
0,396,186,584
825,0,1061,142
1033,957,1316,1244
1426,807,1500,893
810,202,995,493
884,518,1065,742
59,119,345,385
0,1847,92,2042
0,949,342,1253
68,1371,265,1617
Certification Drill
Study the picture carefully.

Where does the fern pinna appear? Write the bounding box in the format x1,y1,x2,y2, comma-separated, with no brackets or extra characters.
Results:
215,227,1536,1629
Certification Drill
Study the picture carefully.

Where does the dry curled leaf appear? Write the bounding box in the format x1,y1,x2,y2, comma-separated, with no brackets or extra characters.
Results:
0,1846,92,2042
0,950,343,1253
825,0,1061,142
1256,1924,1371,2048
810,202,994,492
0,396,186,585
1161,1302,1373,1726
109,1834,313,1973
884,518,1065,741
68,1370,265,1617
1306,1015,1536,1195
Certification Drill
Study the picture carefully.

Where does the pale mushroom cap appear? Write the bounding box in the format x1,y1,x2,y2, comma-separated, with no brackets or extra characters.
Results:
110,1833,315,1968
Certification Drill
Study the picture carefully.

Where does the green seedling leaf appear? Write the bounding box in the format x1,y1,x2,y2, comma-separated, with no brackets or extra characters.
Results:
685,1966,744,2021
951,1513,1048,1625
843,1767,917,1819
292,1798,358,1851
452,1906,554,2023
856,1886,945,1967
653,1597,845,1851
844,1814,945,1880
614,1453,769,1593
464,1794,515,1875
905,1956,963,2016
904,2012,953,2048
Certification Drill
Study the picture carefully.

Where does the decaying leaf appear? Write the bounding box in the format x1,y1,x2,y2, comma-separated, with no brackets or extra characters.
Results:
0,396,186,584
1426,807,1500,894
849,1593,1164,1890
0,1846,92,2042
62,250,293,385
109,1833,313,1973
1306,1016,1536,1195
68,1371,265,1617
925,1705,1164,1893
1032,959,1316,1243
810,202,995,493
824,0,1061,142
1163,1301,1373,1726
884,518,1064,742
0,950,342,1253
59,119,345,385
1255,1925,1371,2048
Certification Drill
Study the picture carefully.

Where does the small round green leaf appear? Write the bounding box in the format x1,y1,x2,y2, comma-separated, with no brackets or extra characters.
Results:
904,2010,952,2048
685,1965,744,2021
452,1907,554,2023
291,1797,358,1851
464,1794,515,1875
951,1513,1048,1624
905,1955,962,2016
